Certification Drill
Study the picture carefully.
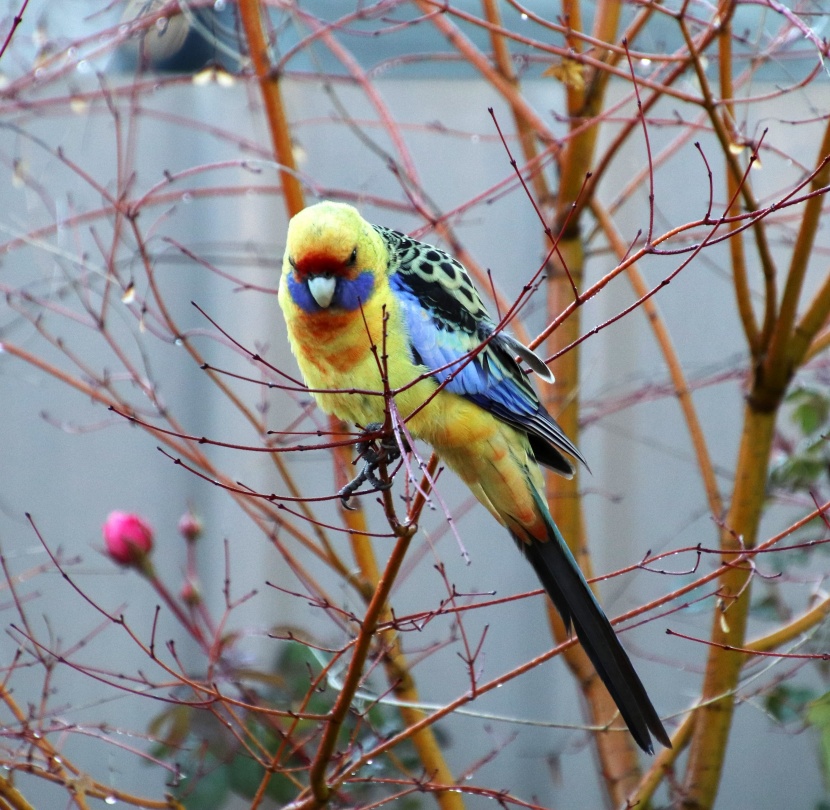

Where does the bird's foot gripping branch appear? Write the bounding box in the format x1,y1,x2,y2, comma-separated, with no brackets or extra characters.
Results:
338,422,404,508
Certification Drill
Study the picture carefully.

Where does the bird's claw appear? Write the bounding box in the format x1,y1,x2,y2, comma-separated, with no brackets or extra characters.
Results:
338,423,401,508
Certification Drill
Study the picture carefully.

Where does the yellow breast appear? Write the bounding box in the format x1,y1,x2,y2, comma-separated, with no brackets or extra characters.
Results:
280,274,504,454
280,280,435,427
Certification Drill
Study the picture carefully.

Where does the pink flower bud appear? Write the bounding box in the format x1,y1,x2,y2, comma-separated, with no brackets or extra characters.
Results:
103,511,154,566
180,580,201,606
177,509,203,543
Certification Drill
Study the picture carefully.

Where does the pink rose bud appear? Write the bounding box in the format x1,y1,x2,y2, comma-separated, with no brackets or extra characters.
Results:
177,509,203,543
103,511,154,566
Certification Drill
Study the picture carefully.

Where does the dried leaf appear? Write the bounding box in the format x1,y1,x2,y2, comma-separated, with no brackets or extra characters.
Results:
542,58,585,91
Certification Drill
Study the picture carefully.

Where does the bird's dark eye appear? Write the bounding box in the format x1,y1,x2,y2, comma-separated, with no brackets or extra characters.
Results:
288,256,297,270
347,247,357,266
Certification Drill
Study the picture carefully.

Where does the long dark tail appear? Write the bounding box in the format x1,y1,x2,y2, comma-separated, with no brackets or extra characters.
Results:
516,490,671,754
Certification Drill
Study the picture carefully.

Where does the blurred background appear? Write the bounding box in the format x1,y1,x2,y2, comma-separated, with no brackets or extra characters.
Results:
1,2,829,808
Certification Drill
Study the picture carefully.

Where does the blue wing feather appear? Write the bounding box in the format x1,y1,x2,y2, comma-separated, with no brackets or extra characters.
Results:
384,230,586,473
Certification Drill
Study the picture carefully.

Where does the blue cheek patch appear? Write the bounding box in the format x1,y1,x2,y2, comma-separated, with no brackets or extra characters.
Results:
335,271,374,310
286,271,375,313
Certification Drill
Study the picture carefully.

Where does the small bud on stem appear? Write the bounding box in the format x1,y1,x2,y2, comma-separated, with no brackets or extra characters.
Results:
177,508,203,543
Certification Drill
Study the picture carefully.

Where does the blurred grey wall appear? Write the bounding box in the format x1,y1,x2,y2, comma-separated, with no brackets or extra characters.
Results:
0,5,827,808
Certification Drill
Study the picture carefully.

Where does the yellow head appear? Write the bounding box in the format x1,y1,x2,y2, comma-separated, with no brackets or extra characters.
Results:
281,201,385,312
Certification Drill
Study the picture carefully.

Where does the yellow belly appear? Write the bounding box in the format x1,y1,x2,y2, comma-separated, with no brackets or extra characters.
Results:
283,291,427,426
285,313,500,453
280,281,543,539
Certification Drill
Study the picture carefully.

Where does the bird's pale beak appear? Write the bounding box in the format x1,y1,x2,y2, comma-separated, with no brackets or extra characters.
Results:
307,275,336,308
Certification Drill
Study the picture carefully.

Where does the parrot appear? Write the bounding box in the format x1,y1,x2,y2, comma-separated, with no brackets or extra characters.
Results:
278,200,670,754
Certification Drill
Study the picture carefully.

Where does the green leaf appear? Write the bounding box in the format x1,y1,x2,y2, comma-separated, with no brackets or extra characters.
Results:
786,387,830,432
177,756,230,810
769,456,828,491
765,683,817,724
227,750,295,803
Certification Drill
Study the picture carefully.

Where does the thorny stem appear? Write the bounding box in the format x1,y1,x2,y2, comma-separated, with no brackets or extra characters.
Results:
413,0,559,148
678,11,778,340
626,593,830,809
0,679,185,810
591,199,724,520
333,497,830,796
0,0,28,63
306,460,438,806
681,59,830,808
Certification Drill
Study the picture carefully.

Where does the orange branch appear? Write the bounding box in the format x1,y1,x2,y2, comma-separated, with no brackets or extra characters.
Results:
238,0,305,217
